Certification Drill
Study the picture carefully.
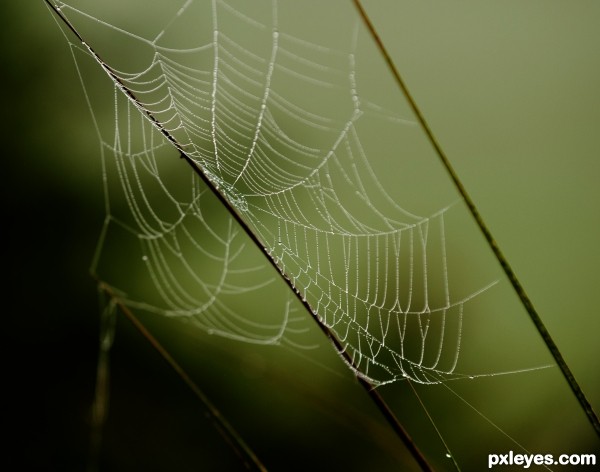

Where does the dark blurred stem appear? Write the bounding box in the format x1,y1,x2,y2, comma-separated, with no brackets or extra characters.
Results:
88,290,117,472
97,282,268,472
46,1,432,469
352,0,600,438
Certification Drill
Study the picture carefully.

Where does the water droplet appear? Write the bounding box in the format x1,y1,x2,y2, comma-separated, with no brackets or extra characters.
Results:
142,255,148,262
446,453,452,459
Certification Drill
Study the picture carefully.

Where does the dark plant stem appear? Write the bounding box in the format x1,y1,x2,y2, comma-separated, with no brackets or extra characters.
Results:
97,282,268,472
352,0,600,438
88,290,117,472
45,1,433,470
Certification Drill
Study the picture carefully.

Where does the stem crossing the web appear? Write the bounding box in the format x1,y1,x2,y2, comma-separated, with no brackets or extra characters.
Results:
45,1,434,470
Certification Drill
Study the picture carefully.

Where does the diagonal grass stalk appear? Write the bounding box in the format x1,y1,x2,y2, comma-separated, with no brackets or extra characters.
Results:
351,0,600,439
45,1,433,469
96,282,268,471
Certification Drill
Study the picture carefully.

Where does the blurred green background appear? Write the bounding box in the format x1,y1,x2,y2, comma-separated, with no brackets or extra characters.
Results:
7,1,600,470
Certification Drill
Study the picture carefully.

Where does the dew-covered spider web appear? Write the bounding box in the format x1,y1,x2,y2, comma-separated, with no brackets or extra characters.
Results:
49,0,499,386
47,0,599,469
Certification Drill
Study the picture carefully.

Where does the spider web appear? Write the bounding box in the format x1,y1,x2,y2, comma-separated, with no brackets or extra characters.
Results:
46,1,600,468
47,0,510,389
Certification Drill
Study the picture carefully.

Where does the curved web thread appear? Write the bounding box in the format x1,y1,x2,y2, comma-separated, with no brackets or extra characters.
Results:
52,0,497,387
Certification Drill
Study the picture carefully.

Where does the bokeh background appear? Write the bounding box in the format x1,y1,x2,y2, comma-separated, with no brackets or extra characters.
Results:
7,1,600,470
